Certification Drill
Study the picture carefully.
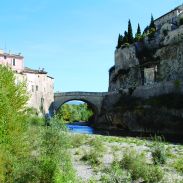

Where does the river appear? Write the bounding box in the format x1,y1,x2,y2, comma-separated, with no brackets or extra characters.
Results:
66,122,94,134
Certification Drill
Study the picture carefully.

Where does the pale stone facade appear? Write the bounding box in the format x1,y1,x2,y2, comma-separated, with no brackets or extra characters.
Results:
0,50,54,115
22,68,54,115
0,49,24,73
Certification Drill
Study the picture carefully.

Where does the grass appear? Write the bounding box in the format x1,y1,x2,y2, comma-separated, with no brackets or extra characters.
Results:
151,136,167,165
172,157,183,174
80,136,106,167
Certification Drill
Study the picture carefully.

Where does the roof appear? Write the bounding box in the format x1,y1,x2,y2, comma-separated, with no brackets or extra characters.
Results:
154,4,183,22
0,52,24,59
23,67,48,74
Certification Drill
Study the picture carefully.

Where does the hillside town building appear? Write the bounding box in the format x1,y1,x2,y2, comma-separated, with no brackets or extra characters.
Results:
154,4,183,31
0,49,54,115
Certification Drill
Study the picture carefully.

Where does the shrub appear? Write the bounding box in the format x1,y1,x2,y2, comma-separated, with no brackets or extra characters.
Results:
143,165,164,183
89,137,106,154
101,161,131,183
172,157,183,173
120,149,147,180
70,134,88,148
120,149,164,182
151,136,167,165
81,149,102,166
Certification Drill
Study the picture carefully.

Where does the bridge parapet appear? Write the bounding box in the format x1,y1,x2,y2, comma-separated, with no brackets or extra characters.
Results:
54,92,108,97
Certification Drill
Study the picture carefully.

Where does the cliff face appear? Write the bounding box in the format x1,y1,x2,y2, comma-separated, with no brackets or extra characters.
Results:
155,42,183,82
109,26,183,92
97,26,183,135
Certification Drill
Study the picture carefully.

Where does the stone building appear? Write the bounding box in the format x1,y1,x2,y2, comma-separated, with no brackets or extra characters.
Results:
0,49,24,73
108,5,183,93
0,49,54,115
154,4,183,31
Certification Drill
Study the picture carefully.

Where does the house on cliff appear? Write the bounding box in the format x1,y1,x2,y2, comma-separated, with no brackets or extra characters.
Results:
0,49,54,115
154,4,183,31
109,5,183,98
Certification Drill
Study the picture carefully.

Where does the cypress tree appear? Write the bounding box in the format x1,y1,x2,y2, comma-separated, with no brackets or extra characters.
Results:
149,14,156,29
127,19,134,44
143,26,149,34
123,31,128,44
137,23,141,35
135,23,141,42
116,34,123,49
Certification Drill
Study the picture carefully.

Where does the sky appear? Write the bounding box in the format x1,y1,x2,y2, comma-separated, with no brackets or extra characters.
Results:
0,0,182,92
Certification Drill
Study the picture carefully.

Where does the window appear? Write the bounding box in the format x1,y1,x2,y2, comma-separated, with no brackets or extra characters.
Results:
13,58,16,66
32,85,34,92
4,55,6,59
36,85,38,91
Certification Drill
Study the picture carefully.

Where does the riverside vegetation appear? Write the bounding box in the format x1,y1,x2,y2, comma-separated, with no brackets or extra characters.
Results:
1,65,183,183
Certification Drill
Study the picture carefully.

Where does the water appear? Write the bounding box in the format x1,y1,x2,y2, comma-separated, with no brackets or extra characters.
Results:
66,123,94,134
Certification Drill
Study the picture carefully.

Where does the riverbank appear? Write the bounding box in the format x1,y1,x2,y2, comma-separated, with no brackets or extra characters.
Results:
68,133,183,182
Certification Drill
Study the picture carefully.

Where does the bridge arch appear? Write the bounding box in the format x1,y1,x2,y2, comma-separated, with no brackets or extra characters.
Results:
56,99,97,121
53,92,107,121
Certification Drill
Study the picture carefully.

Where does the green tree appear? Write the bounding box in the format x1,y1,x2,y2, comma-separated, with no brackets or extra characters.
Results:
0,65,29,181
143,26,149,34
58,103,93,123
127,19,134,44
116,34,123,49
123,31,128,44
135,23,142,42
149,14,156,29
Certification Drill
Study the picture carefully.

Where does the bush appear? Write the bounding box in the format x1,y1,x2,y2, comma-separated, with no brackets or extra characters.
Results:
120,149,164,182
101,161,131,183
120,149,147,180
81,149,102,166
172,157,183,173
151,136,167,165
88,137,106,154
144,165,164,183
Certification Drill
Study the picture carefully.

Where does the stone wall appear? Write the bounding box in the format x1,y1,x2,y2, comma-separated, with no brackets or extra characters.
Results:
96,90,183,135
15,72,54,115
109,25,183,93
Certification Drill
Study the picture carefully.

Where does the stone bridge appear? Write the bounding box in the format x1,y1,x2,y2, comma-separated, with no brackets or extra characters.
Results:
54,92,108,119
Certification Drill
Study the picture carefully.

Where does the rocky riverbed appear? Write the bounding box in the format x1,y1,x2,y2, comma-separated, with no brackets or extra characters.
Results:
68,133,183,183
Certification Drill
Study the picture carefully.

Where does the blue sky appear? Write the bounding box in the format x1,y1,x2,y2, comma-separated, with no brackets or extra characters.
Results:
0,0,182,92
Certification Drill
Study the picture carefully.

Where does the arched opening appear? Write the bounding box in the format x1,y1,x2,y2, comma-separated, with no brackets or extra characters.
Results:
56,99,97,126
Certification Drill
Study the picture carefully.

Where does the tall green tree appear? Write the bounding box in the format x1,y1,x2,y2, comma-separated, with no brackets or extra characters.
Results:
116,34,123,49
148,14,156,39
149,14,156,29
0,65,29,181
135,23,142,42
123,31,128,44
127,19,134,44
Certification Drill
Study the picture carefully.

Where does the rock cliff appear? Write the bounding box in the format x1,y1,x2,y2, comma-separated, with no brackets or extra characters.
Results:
96,25,183,135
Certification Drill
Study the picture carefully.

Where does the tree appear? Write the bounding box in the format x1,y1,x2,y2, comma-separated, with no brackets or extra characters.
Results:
0,65,29,181
127,19,134,44
123,31,128,44
148,15,156,39
149,14,156,30
116,34,123,49
135,23,142,42
143,26,149,34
